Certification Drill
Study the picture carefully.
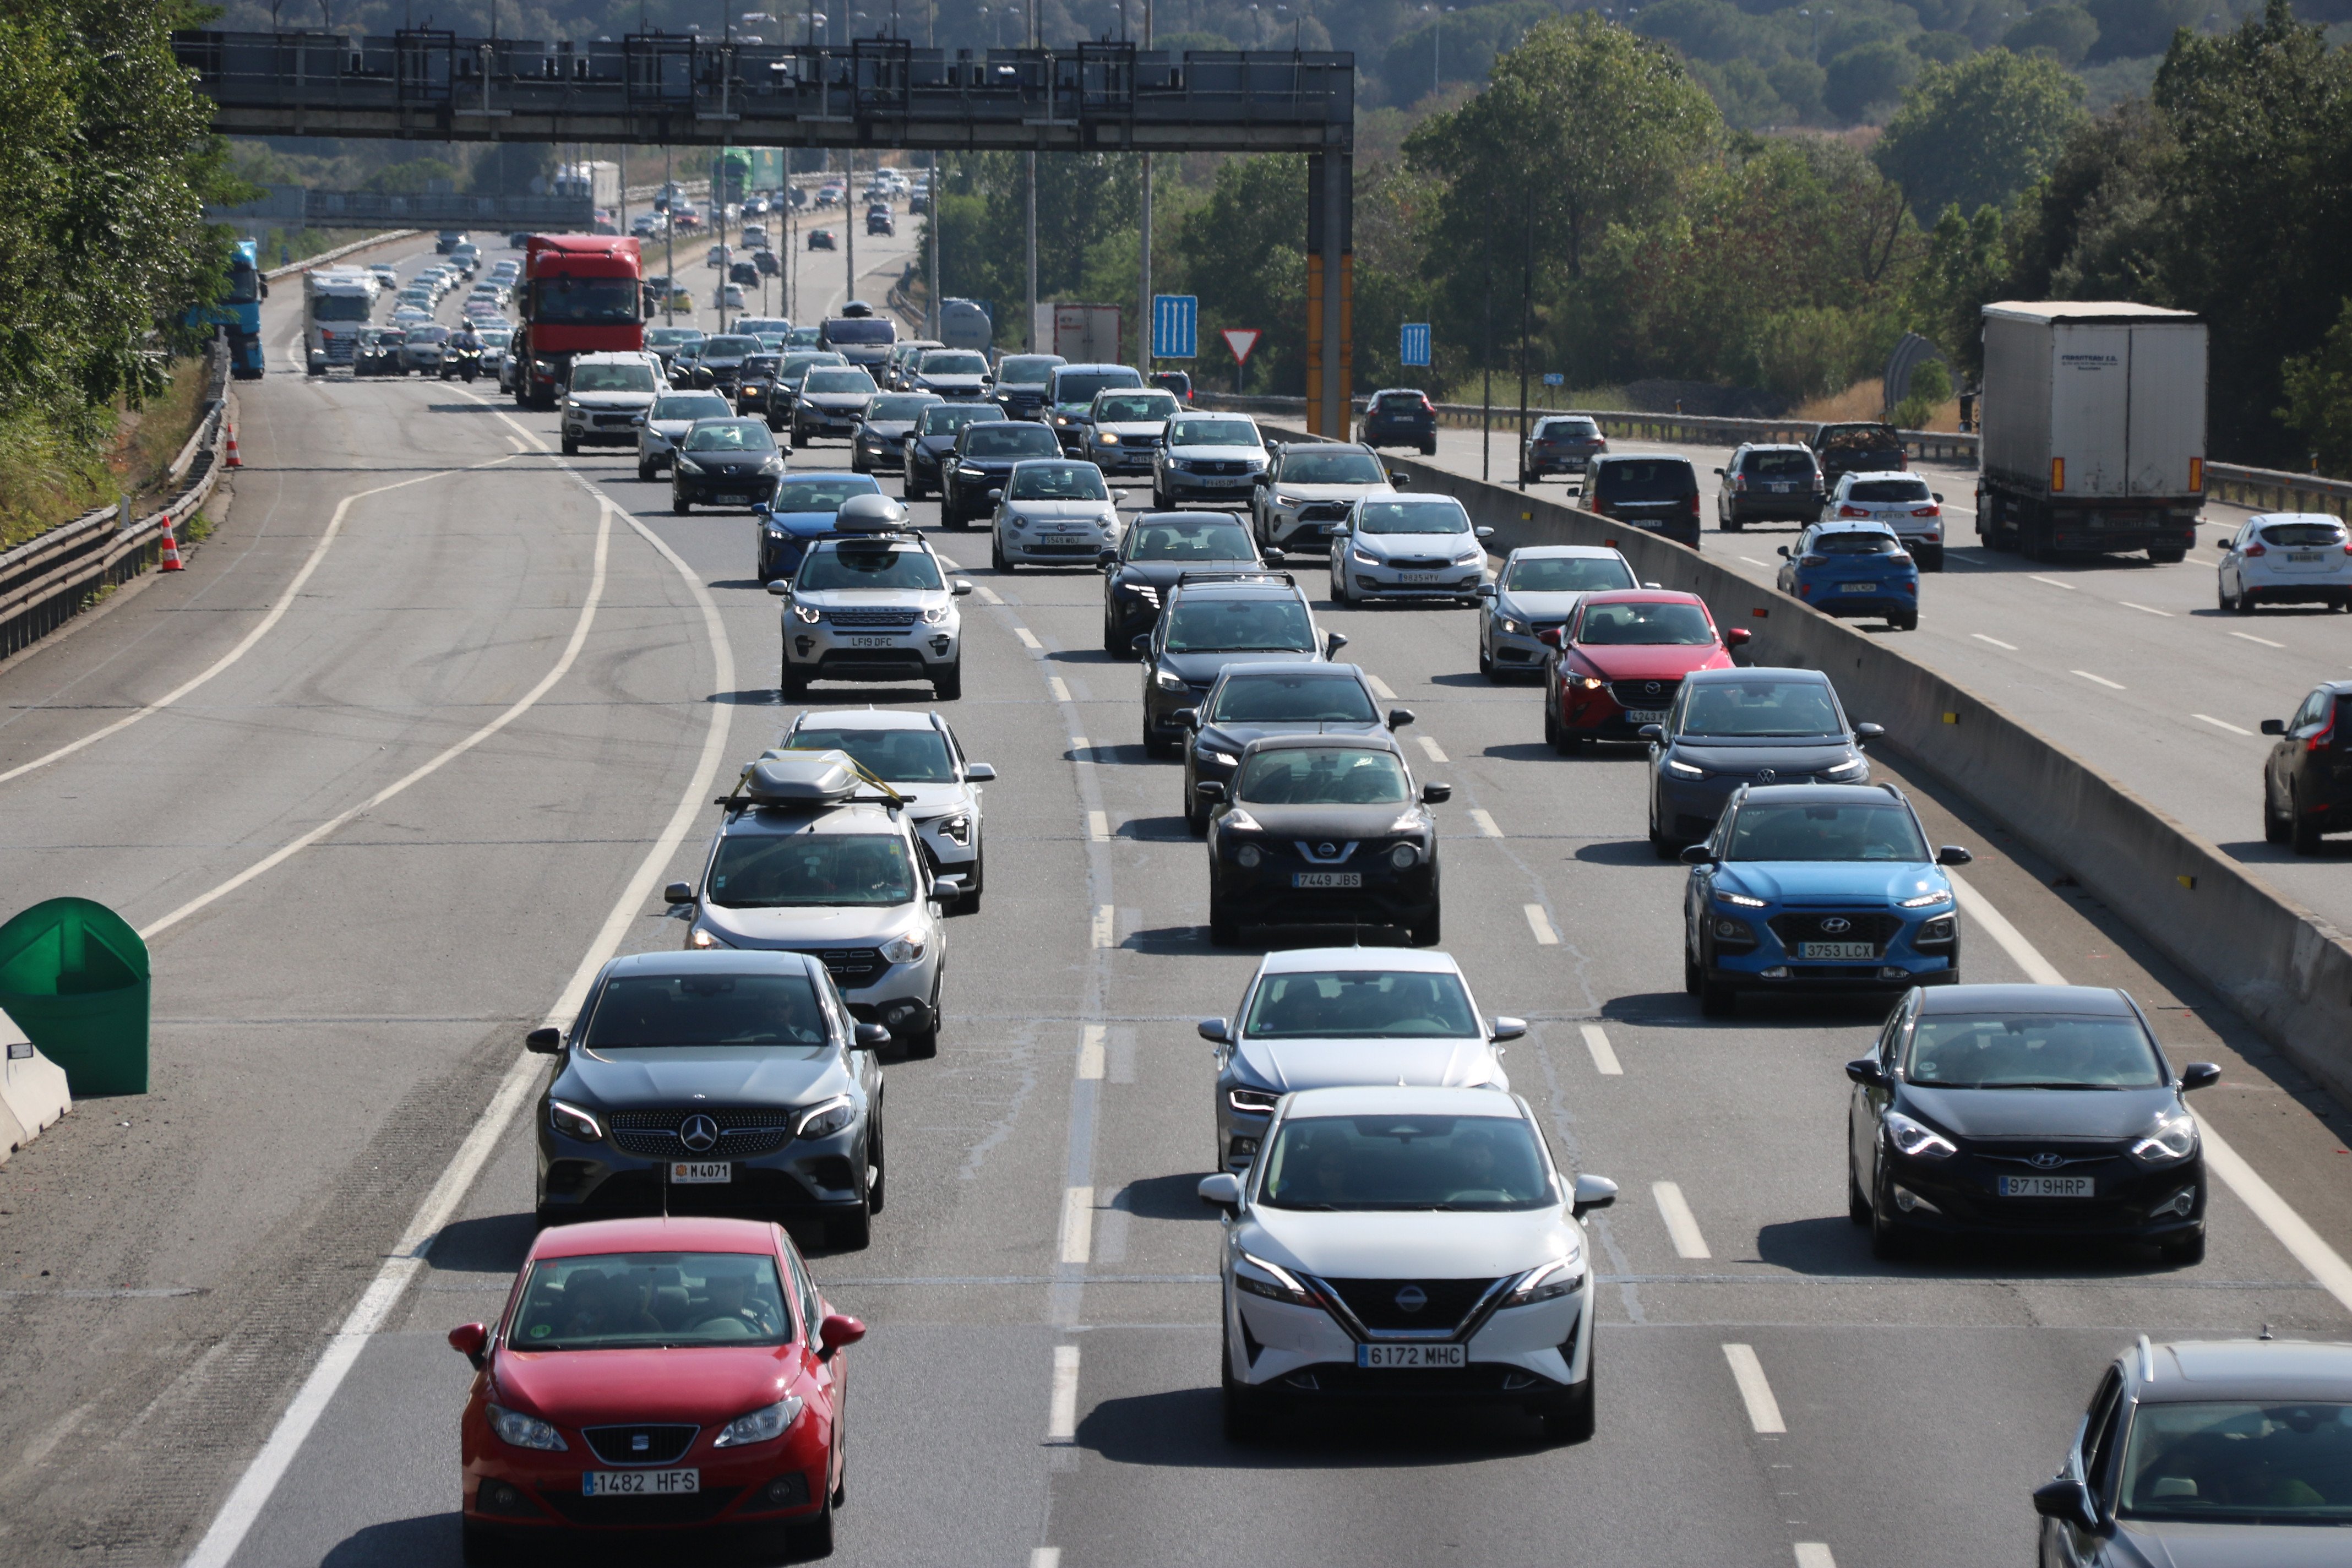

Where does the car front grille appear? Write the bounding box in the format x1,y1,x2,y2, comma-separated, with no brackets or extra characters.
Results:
1296,502,1351,522
582,1424,700,1466
1766,912,1904,949
608,1109,799,1157
825,608,921,628
790,945,886,982
1120,434,1158,448
1025,541,1101,556
1608,679,1681,709
1191,460,1250,476
1384,556,1456,571
1319,1276,1504,1333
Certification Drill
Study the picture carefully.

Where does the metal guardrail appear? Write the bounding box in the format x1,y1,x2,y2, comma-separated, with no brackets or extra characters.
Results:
2204,462,2352,520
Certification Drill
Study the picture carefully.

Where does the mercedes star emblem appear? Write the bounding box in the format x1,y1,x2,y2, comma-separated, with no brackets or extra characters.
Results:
1393,1284,1428,1314
680,1113,720,1152
1820,917,1852,934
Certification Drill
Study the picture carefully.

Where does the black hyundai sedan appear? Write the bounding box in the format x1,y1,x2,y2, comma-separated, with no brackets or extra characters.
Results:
529,949,887,1248
671,417,786,514
1174,662,1411,834
1099,511,1266,654
1136,573,1342,758
1201,734,1447,946
1846,983,2219,1262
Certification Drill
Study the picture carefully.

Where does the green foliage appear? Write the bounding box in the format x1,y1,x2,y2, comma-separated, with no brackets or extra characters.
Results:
2002,5,2103,68
1893,357,1954,426
2083,0,2206,62
917,151,1141,354
1874,49,2089,222
1170,155,1309,392
2278,298,2352,472
1907,203,2010,378
1826,40,1923,120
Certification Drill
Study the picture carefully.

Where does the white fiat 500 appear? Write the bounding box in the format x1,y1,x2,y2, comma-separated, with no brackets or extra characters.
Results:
1199,1084,1616,1445
989,459,1122,570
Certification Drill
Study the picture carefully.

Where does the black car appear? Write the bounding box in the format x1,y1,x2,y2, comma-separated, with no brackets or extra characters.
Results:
1201,733,1446,945
1100,511,1265,654
1136,573,1341,758
2261,679,2352,852
902,402,1004,501
1645,667,1882,854
1588,454,1703,548
1847,983,2218,1261
353,327,406,377
527,948,885,1246
852,392,944,475
1357,388,1439,455
685,333,761,394
940,420,1063,527
735,351,785,416
770,350,850,431
1175,662,1411,834
672,417,785,514
1715,443,1825,530
1521,415,1608,483
867,208,895,236
990,353,1066,421
1812,421,1905,489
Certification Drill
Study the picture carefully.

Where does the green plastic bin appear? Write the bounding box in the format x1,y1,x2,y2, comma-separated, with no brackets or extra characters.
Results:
0,898,150,1096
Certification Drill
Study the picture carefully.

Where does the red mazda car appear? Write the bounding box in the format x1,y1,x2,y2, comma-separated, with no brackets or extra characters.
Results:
449,1215,863,1562
1538,588,1749,751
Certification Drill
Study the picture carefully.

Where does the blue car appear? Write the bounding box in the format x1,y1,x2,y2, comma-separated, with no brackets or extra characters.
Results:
754,472,882,582
1775,520,1919,631
1681,782,1972,1016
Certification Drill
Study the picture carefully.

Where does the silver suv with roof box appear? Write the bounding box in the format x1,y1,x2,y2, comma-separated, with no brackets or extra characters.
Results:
772,496,972,700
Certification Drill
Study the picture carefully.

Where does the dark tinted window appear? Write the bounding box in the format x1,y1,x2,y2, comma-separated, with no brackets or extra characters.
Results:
1210,673,1378,725
1244,970,1478,1039
513,1253,792,1351
1810,530,1902,556
1162,596,1314,653
1373,393,1427,412
1744,450,1815,477
2117,1401,2352,1523
1261,1115,1553,1212
585,971,829,1046
1127,520,1254,561
1052,369,1142,404
1593,459,1697,499
795,545,944,591
769,477,880,513
707,832,916,907
963,425,1060,458
1903,1014,2165,1089
1575,600,1716,645
1849,478,1932,503
1503,556,1634,594
824,319,896,344
1678,680,1844,738
918,405,1003,434
787,727,957,782
2261,522,2347,547
1723,801,1930,863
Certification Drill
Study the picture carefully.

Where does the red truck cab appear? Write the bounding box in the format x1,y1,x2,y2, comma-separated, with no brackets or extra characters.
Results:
513,235,645,409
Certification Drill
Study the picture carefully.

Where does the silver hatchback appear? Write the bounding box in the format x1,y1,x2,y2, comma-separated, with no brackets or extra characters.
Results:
778,708,997,910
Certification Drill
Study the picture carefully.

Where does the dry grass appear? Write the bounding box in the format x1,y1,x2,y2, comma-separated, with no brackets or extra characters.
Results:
1793,378,1962,431
0,357,211,553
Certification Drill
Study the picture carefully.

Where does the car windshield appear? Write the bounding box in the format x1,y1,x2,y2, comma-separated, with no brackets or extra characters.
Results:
1903,1014,2165,1088
1096,392,1179,422
920,405,1002,434
1723,801,1930,862
787,326,821,347
921,352,989,375
1210,674,1377,725
1053,371,1142,405
1163,597,1314,654
684,422,776,452
511,1253,793,1351
1169,419,1260,447
407,325,450,343
1595,459,1696,499
1281,450,1386,485
646,328,701,347
1236,746,1408,805
769,477,879,513
653,394,732,421
1008,464,1110,500
787,727,957,782
997,356,1061,385
704,336,757,357
795,545,945,591
807,369,876,394
1260,1115,1553,1212
571,363,656,393
965,426,1060,458
1129,520,1254,561
312,294,372,320
783,353,845,378
583,971,829,1047
531,277,640,325
1356,499,1470,536
2117,1400,2352,1523
1505,556,1633,594
706,832,916,907
1746,450,1815,476
1849,478,1931,503
1576,601,1716,646
868,395,938,421
825,319,895,344
1244,970,1479,1039
2261,522,2348,547
1678,680,1844,738
1812,531,1902,556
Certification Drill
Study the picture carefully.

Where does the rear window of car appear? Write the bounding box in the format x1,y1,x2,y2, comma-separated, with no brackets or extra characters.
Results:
1537,418,1598,439
1744,450,1815,477
1818,424,1901,451
1593,459,1697,499
1849,479,1931,503
1811,530,1902,556
1374,394,1428,413
1053,369,1142,404
965,425,1061,458
2261,522,2348,547
919,405,1003,434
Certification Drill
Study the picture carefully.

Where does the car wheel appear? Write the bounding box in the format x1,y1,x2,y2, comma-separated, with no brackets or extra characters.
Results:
1722,515,1742,533
1848,1164,1871,1226
2236,586,2258,614
2149,545,2186,564
1683,942,1702,997
783,1498,836,1560
1478,637,1496,681
1869,1168,1912,1261
1409,905,1441,946
990,532,1008,571
780,658,809,699
638,460,656,482
459,1518,500,1566
851,449,868,474
1103,609,1127,656
1152,484,1168,510
560,435,578,455
2291,788,2324,854
2218,578,2235,612
1185,775,1208,836
933,660,962,701
1420,439,1436,456
673,491,690,515
1539,1362,1595,1444
1893,611,1919,631
2159,1229,2207,1266
865,1112,884,1215
904,475,925,501
2265,777,2291,845
1221,1320,1272,1442
1208,890,1240,947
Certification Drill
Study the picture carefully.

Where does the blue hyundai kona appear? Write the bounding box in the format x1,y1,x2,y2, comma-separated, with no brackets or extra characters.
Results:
1681,782,1971,1016
1774,520,1919,631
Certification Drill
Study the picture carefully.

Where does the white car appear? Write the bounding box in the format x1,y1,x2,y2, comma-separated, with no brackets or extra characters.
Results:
1253,442,1397,552
989,458,1121,570
1198,1084,1615,1443
1825,470,1949,571
779,707,996,909
1202,946,1520,1173
2218,513,2352,612
559,351,665,455
1154,412,1268,509
1327,494,1494,607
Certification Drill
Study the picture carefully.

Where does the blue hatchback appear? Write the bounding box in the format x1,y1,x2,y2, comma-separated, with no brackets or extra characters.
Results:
1681,782,1971,1015
754,471,882,582
1776,520,1919,631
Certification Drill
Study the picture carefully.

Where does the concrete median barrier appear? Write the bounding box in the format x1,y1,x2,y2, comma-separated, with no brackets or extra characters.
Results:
0,1006,72,1166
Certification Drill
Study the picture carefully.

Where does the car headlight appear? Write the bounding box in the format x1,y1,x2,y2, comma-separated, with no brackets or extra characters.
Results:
2132,1112,2199,1166
1499,616,1528,635
1501,1256,1585,1307
713,1395,805,1448
792,603,822,624
688,927,730,949
1898,889,1952,908
1712,915,1756,942
1885,1110,1958,1160
794,1094,858,1140
1154,669,1189,693
932,812,971,844
676,456,704,474
1274,493,1304,508
1233,1250,1315,1306
1169,458,1193,472
1227,1086,1281,1114
1349,547,1379,566
1664,758,1706,778
921,603,953,625
1715,889,1766,908
548,1099,602,1141
1006,513,1028,531
1455,545,1483,563
1388,842,1420,869
1571,674,1605,691
759,455,785,473
1822,757,1866,778
1198,748,1239,767
879,932,927,965
1096,429,1119,445
1235,843,1262,869
488,1403,568,1451
956,465,987,479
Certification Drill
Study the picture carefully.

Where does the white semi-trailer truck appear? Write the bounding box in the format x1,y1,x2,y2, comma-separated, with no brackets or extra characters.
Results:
303,267,378,375
1976,301,2206,562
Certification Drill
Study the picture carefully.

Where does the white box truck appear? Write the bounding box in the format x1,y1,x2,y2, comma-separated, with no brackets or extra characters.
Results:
1977,301,2205,562
1036,302,1121,363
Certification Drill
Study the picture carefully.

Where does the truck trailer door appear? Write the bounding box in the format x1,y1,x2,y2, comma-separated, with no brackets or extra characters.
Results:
2049,324,2130,498
2126,323,2206,498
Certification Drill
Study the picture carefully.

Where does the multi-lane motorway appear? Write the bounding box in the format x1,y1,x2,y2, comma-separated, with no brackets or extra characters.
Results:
3,235,2351,1568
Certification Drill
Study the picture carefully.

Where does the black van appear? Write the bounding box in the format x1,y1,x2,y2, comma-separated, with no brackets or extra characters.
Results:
1587,454,1702,547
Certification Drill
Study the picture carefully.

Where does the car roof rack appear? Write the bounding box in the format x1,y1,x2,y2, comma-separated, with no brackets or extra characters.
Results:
714,749,907,812
1173,570,1296,589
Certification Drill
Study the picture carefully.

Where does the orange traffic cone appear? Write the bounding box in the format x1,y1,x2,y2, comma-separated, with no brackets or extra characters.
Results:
157,513,184,572
224,421,242,469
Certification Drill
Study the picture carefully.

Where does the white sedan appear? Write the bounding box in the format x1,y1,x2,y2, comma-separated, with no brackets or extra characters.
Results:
1200,1084,1615,1444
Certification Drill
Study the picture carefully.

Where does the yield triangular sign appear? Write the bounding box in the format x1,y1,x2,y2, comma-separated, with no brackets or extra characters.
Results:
1220,328,1262,365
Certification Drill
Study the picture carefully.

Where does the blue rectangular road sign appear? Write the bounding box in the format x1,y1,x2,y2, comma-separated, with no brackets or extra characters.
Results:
1151,295,1198,359
1400,323,1431,367
1542,372,1565,386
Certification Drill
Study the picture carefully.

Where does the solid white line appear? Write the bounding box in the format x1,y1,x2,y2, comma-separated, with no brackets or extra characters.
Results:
0,458,515,788
1087,809,1110,842
1047,1345,1081,1440
1077,1024,1107,1081
1523,904,1559,945
1970,633,2018,651
182,465,742,1568
2192,713,2252,737
2119,601,2173,617
1794,1545,1837,1568
1723,1343,1787,1434
2029,575,2076,592
1948,875,2068,987
1580,1023,1623,1076
1467,808,1502,839
1070,734,1090,760
1049,676,1072,704
2071,669,2126,690
1015,625,1043,651
1059,1186,1095,1264
1653,1181,1712,1259
1092,905,1115,948
977,585,1005,605
1416,734,1449,764
1366,674,1397,700
1739,556,1767,567
2230,630,2286,649
1032,1552,1063,1568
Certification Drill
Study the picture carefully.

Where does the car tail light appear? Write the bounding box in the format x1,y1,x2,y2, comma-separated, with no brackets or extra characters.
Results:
1910,506,1939,517
1420,395,1436,413
1687,494,1701,516
1730,474,1747,493
2245,543,2267,557
1801,554,1828,567
1839,504,1868,518
1924,532,1939,542
2308,709,2336,753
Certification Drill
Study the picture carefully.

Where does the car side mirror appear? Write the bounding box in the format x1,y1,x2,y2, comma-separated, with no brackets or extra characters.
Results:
1935,846,1973,866
1638,724,1663,742
1197,1016,1231,1043
1571,1174,1618,1217
952,580,974,596
1474,526,1495,540
1097,548,1118,569
1252,471,1269,485
1855,723,1885,744
2180,1061,2222,1091
1476,582,1496,599
1712,466,1725,476
1131,633,1153,655
1387,708,1415,730
1390,471,1409,485
1172,707,1200,730
665,881,695,905
1329,524,1351,538
818,1312,866,1360
767,579,791,595
965,763,997,782
853,1022,891,1050
2261,718,2285,735
1420,782,1451,804
2032,1478,2098,1533
986,488,1003,501
1197,1172,1242,1209
525,1026,563,1054
1262,545,1284,564
1488,1016,1527,1043
448,1322,489,1369
1725,627,1752,647
934,874,968,900
1845,1057,1886,1086
1679,844,1716,865
1537,628,1562,649
1196,781,1228,803
1324,631,1349,658
1932,492,1944,503
1776,546,1790,558
630,415,646,426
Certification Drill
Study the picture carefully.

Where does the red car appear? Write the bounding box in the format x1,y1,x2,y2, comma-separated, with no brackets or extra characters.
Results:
1538,589,1749,752
449,1216,863,1562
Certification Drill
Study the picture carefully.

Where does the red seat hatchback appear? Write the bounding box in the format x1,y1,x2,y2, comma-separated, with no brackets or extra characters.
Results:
1538,588,1748,751
449,1215,862,1562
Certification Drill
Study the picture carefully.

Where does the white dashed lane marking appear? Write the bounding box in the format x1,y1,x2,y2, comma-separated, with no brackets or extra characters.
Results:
1580,1023,1623,1076
1047,1346,1081,1440
1970,633,2017,650
2029,575,2076,592
1091,906,1115,948
1087,810,1110,842
1794,1545,1837,1568
1466,808,1502,838
1416,734,1449,764
1523,905,1560,945
1723,1343,1787,1434
1015,626,1044,651
2231,630,2285,649
1049,676,1072,703
2119,601,2172,617
2192,714,2252,737
1653,1182,1712,1259
2072,669,2126,690
1076,1025,1106,1081
1059,1186,1095,1264
1366,674,1398,700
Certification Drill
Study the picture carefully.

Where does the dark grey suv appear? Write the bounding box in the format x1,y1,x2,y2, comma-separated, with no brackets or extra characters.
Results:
1588,454,1702,548
1714,443,1824,530
1642,667,1881,856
